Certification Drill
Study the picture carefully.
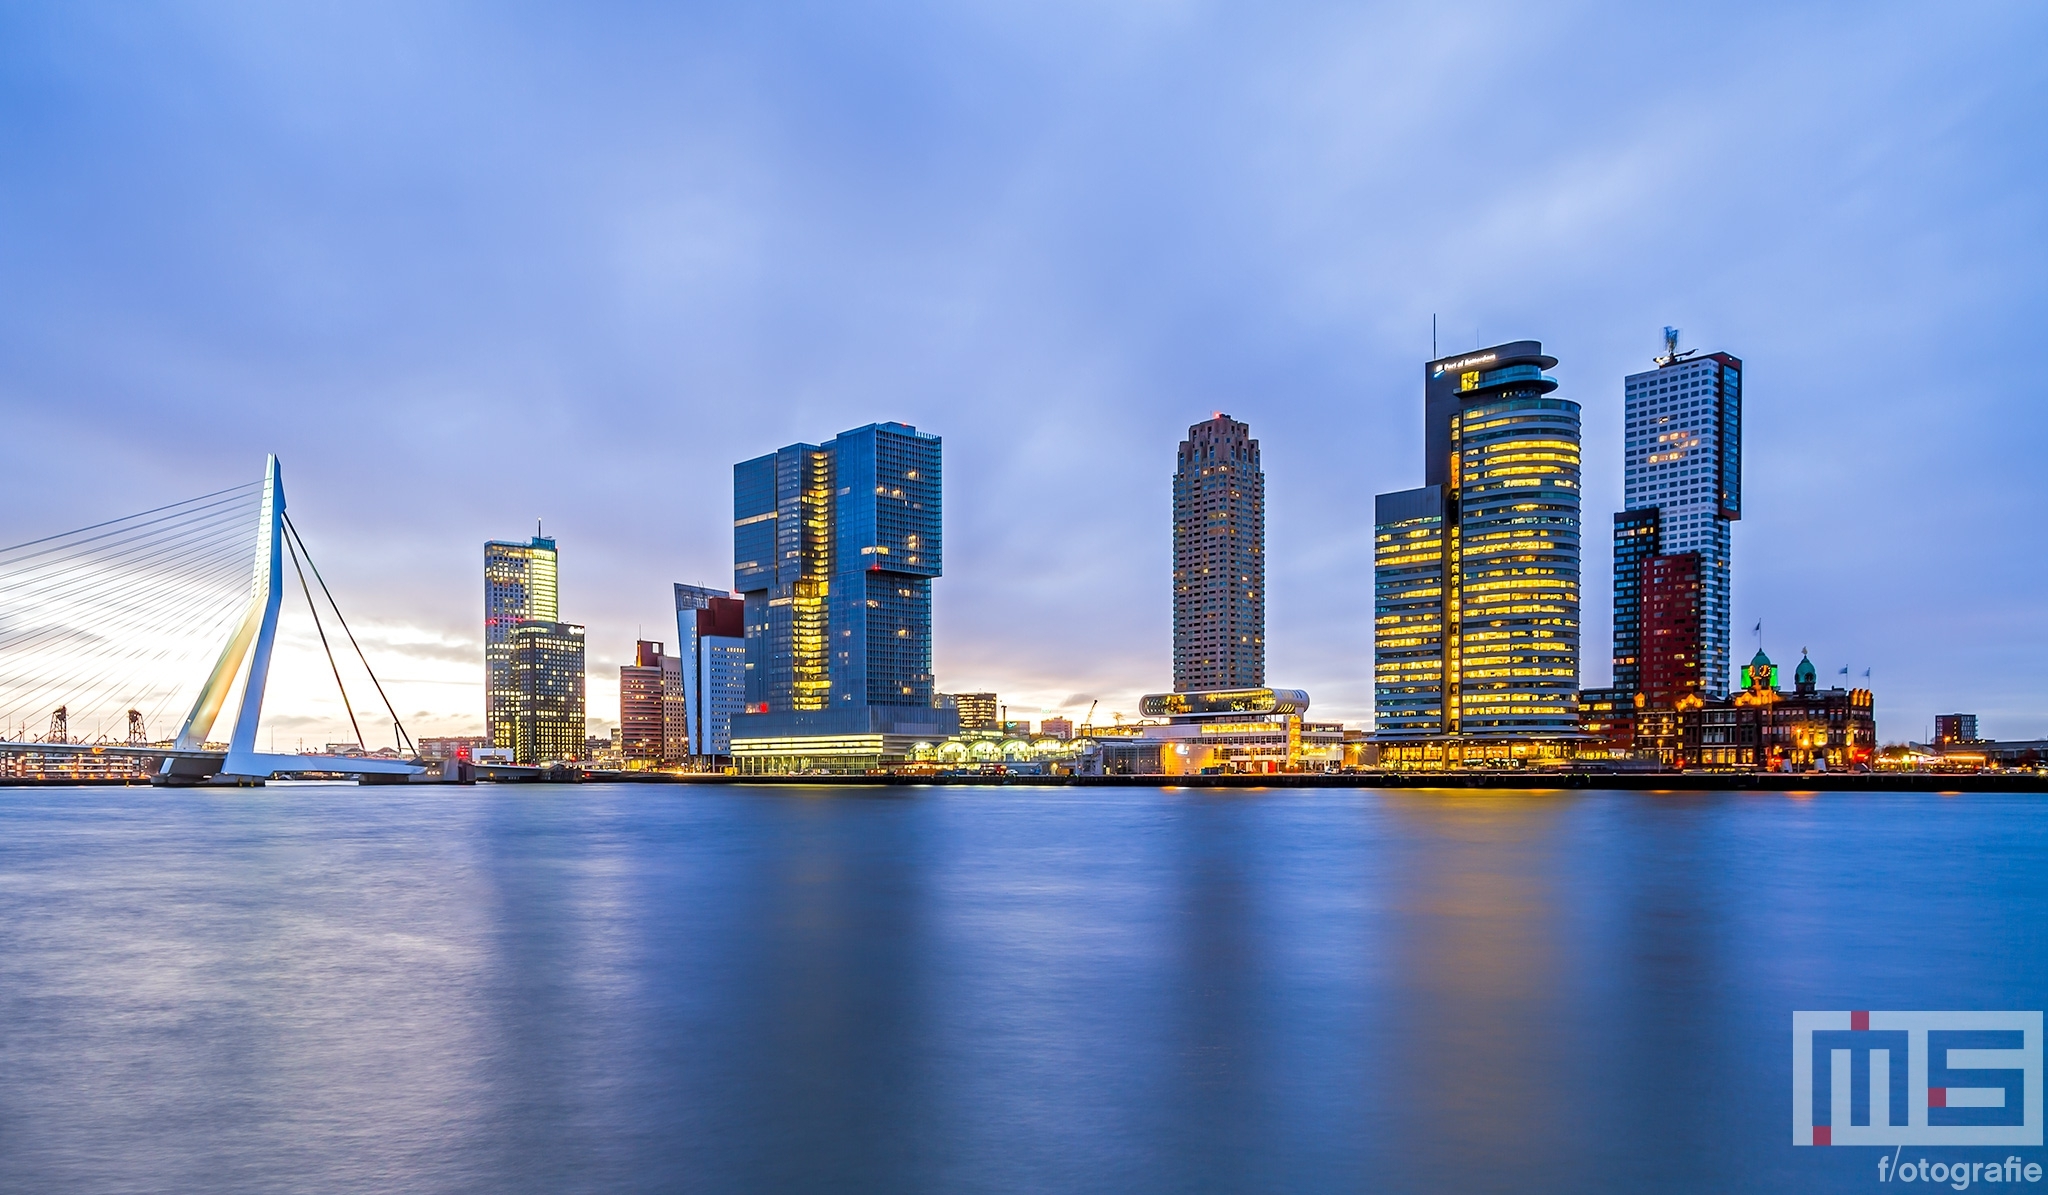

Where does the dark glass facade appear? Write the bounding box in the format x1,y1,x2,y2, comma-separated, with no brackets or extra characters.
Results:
1640,551,1703,708
1609,508,1661,694
508,620,585,764
732,422,943,719
1172,415,1265,691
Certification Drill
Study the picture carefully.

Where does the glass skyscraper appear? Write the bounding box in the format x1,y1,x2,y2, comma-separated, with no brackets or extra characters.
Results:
675,582,745,757
1172,415,1265,692
1373,341,1583,759
508,620,585,763
1616,336,1741,700
728,422,954,771
483,534,558,752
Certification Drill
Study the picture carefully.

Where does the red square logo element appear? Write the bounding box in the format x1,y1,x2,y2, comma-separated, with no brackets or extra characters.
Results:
1929,1087,1947,1108
1851,1010,1870,1031
1813,1125,1831,1146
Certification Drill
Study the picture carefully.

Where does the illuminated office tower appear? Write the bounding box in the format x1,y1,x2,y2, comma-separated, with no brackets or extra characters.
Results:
484,534,558,751
1172,415,1265,691
509,620,585,763
1617,331,1741,700
1373,341,1582,761
675,583,746,756
728,422,955,772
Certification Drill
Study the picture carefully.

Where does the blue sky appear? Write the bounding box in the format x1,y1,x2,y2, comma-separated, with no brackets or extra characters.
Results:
1,2,2044,743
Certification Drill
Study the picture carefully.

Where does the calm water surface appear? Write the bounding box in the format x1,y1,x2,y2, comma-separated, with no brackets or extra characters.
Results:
0,783,2042,1193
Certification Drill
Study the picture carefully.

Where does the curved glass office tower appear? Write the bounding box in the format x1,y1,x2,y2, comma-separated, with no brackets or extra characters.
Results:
1374,341,1582,760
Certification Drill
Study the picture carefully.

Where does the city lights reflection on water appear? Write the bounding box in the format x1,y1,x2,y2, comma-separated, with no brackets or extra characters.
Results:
0,784,2042,1194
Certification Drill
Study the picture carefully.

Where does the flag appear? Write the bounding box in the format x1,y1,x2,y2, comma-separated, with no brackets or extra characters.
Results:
1753,620,1763,634
1839,666,1849,675
1863,668,1872,678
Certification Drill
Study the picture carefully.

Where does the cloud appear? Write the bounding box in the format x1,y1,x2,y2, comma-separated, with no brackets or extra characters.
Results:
1,2,2044,743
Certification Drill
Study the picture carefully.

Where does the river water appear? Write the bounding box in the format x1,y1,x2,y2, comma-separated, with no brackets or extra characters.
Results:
0,783,2042,1193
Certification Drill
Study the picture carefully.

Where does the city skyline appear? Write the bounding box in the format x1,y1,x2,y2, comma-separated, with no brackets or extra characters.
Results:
2,6,2043,744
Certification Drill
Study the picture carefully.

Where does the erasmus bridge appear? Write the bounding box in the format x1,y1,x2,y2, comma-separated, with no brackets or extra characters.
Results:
0,457,427,784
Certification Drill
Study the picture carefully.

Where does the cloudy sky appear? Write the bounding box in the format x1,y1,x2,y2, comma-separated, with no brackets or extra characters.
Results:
2,1,2044,745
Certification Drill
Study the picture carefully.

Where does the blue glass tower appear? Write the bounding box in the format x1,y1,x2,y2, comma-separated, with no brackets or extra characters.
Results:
729,422,952,755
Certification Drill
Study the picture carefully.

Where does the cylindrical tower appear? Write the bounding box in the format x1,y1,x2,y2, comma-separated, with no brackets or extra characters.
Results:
1445,352,1581,739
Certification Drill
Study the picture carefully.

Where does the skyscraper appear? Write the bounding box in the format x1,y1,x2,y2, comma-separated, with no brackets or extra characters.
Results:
618,639,686,765
508,620,585,763
1373,341,1583,763
728,422,956,771
675,583,745,757
1172,415,1265,691
1616,332,1741,700
484,534,558,752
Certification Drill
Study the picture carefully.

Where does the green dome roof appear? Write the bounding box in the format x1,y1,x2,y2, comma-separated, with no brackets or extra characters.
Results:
1750,648,1773,669
1795,652,1817,684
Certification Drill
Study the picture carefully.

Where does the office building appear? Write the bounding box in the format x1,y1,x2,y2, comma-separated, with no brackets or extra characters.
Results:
1640,551,1704,708
1040,715,1074,741
1373,341,1583,766
1933,714,1980,746
1173,415,1265,691
676,583,746,758
484,534,558,752
619,639,686,766
509,620,586,763
1616,332,1742,700
728,422,957,773
947,692,999,731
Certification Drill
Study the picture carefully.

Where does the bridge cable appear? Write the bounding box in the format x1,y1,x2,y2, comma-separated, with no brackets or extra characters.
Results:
282,513,416,758
283,524,364,751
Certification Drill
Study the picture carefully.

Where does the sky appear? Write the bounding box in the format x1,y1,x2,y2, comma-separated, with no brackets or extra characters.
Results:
1,1,2044,746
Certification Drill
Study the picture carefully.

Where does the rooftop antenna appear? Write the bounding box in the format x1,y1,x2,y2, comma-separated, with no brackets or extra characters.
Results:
1432,313,1437,359
1655,326,1698,367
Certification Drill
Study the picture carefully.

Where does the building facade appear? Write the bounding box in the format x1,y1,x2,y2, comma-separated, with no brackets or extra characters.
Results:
619,639,686,766
1617,334,1742,700
729,422,956,772
1640,551,1704,708
509,620,586,763
676,584,746,758
947,692,999,731
1627,648,1876,771
1373,341,1583,765
484,534,558,752
1173,415,1265,691
1933,714,1980,746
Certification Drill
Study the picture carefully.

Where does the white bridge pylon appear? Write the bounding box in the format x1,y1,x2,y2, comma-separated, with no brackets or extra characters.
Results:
150,455,422,784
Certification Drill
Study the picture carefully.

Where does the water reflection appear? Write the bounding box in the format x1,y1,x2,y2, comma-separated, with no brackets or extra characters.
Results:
0,785,2042,1195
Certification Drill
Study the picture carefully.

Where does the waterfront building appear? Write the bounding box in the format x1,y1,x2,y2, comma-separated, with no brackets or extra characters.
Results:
416,736,487,760
484,534,558,752
619,640,686,766
728,422,957,773
1575,686,1636,754
1616,333,1742,700
1934,714,1980,746
1173,415,1265,691
1040,716,1074,741
1373,341,1584,768
508,620,586,763
1094,687,1340,774
948,692,999,731
1629,648,1875,770
675,583,746,758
